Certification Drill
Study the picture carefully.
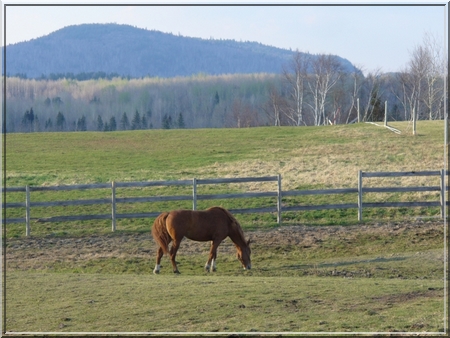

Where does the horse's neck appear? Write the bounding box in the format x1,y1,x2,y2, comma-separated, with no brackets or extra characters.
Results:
228,225,246,248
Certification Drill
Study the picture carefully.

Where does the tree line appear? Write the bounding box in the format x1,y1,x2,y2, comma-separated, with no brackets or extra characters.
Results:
268,32,446,127
5,34,446,133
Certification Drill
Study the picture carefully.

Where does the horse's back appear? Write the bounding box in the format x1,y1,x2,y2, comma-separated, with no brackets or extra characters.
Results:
166,208,230,241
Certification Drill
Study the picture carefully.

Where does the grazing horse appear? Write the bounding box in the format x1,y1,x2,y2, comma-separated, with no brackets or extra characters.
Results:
151,206,251,274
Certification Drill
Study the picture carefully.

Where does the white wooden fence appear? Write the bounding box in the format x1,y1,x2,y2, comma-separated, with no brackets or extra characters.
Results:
3,170,448,236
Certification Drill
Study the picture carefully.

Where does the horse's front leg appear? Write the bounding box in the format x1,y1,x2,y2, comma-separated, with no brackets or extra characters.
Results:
169,240,181,274
205,240,220,272
153,247,164,274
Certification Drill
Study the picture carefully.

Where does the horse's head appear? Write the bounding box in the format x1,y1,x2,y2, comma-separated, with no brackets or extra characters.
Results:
237,239,252,270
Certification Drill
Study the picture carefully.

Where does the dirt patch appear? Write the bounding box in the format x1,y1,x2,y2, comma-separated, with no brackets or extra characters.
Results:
5,219,445,271
372,288,444,304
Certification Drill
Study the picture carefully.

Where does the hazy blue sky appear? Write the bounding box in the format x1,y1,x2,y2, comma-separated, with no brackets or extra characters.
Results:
3,2,447,74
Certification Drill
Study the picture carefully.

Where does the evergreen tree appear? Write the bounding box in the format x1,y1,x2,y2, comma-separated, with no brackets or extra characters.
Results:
33,114,41,132
21,108,34,132
131,109,141,130
97,115,104,131
52,97,63,105
213,91,220,106
141,114,148,129
45,118,53,131
120,112,130,130
177,112,185,128
162,114,172,129
109,116,117,131
76,115,87,131
103,122,110,132
56,112,66,131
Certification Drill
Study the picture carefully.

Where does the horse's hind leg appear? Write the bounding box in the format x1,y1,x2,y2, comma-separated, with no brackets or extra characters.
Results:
169,240,181,274
153,247,164,274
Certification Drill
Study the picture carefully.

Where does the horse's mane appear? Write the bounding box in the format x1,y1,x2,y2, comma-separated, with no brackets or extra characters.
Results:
209,206,247,244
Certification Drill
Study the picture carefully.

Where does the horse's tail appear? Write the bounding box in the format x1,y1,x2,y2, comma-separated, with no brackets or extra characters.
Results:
151,212,171,255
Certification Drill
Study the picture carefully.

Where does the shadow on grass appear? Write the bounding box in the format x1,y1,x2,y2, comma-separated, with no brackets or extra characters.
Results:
284,256,407,270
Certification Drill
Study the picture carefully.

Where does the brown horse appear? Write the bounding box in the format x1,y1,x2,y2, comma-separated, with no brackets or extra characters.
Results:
151,206,251,274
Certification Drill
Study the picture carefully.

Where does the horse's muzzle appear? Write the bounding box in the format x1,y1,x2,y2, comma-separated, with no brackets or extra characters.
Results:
244,264,252,270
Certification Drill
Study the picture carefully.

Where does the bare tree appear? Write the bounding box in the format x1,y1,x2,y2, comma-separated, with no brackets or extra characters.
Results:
306,54,343,126
361,68,383,122
228,99,259,128
422,32,445,120
394,32,445,123
263,86,288,126
394,68,416,121
345,65,365,124
408,44,430,120
283,51,310,126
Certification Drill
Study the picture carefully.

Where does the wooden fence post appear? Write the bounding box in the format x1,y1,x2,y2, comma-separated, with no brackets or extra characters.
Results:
277,174,282,226
384,101,388,127
192,178,197,211
358,170,363,221
441,169,445,219
111,181,116,232
25,185,30,236
357,98,360,123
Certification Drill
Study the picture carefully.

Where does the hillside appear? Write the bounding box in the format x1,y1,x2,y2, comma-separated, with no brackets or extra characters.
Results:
5,23,357,79
5,121,445,232
6,121,445,188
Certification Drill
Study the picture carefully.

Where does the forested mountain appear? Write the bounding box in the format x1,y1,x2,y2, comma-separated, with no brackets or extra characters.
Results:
4,23,357,79
5,24,445,133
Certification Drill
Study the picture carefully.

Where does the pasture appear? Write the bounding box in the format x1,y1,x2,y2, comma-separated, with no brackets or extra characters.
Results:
3,121,448,333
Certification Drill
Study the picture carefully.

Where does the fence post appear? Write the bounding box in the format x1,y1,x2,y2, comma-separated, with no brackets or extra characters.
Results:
111,181,116,232
358,170,363,221
357,98,360,123
384,101,388,126
25,185,30,236
277,174,282,226
192,178,197,211
441,169,445,219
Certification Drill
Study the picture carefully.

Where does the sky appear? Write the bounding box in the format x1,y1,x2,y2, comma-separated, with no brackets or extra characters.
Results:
2,1,448,75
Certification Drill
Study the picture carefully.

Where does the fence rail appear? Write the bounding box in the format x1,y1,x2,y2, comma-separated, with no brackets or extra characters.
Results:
357,169,448,221
2,170,448,236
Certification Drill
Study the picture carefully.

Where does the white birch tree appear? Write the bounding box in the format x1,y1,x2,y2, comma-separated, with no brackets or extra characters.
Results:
306,54,343,126
283,51,310,126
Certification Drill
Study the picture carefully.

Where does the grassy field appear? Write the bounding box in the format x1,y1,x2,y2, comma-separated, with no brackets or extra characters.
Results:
4,121,447,237
6,272,445,333
3,121,448,334
5,121,446,187
5,220,446,333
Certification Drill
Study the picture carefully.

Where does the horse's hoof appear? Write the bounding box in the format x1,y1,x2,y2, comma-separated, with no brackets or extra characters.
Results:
174,270,180,274
153,270,160,274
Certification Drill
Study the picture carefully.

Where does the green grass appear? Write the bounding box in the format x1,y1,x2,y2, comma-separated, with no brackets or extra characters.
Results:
5,219,446,332
5,121,445,186
4,121,447,237
6,271,444,333
4,122,447,333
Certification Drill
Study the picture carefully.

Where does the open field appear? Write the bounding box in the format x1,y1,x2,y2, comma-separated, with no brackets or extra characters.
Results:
5,219,446,333
4,121,448,237
5,121,446,188
3,121,448,333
